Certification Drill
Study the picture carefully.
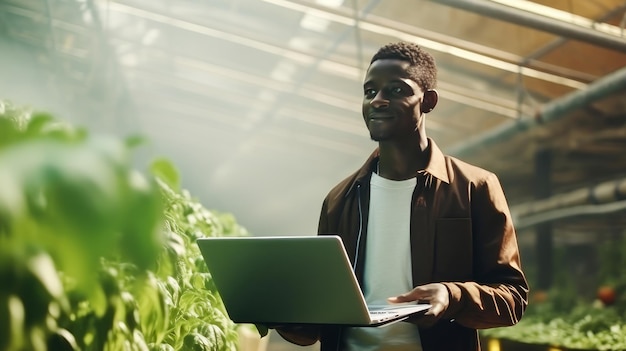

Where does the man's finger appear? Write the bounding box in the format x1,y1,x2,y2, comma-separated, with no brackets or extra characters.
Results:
255,324,269,338
388,287,428,303
425,303,444,317
387,296,404,303
388,293,416,303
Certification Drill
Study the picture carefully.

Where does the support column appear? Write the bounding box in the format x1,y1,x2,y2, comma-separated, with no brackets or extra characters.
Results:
535,148,553,290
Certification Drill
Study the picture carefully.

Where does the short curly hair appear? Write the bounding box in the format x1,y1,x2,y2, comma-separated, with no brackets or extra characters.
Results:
370,41,437,91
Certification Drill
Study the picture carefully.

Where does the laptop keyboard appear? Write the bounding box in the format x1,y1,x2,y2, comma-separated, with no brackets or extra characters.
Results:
370,310,398,315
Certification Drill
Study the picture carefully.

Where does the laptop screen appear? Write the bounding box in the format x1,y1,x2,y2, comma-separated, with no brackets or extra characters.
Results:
196,235,372,325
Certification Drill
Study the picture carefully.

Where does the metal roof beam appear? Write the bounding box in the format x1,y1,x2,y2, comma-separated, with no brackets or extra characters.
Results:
263,0,590,87
449,65,626,157
429,0,626,54
512,176,626,229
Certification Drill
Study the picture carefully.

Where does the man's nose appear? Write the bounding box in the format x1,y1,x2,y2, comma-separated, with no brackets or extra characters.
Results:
370,91,389,108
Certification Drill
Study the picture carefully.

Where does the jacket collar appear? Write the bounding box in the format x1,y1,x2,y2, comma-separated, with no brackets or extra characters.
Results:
424,138,450,184
347,138,450,196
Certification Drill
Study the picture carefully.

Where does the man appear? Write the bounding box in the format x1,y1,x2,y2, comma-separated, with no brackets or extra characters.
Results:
276,41,528,351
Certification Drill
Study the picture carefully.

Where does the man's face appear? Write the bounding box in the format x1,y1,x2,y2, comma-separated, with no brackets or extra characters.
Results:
362,59,424,142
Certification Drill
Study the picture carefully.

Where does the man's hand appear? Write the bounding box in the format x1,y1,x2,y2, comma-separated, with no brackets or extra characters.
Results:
254,324,270,338
254,324,292,338
255,324,319,346
387,283,450,326
275,325,320,346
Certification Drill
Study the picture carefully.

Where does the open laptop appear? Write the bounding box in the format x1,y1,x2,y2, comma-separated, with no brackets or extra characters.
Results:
196,235,430,327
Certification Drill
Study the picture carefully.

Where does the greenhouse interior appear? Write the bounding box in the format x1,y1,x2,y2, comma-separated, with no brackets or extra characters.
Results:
1,0,626,350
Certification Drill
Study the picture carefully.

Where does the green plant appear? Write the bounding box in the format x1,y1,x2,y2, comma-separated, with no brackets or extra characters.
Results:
481,236,626,351
0,101,164,350
149,162,247,350
0,101,247,351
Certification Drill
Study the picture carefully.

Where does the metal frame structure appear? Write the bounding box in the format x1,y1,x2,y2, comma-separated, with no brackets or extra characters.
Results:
1,0,625,253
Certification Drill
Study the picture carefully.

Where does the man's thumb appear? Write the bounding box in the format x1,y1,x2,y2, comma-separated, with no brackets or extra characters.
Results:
388,294,411,303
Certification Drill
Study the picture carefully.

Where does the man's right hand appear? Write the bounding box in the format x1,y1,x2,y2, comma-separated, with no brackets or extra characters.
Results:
254,324,271,338
273,325,320,346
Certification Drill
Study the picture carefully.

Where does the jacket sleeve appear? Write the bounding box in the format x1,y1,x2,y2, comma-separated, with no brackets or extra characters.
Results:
317,196,330,235
441,172,528,329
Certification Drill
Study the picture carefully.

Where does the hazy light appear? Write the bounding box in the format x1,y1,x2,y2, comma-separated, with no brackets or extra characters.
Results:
300,12,331,32
270,61,297,82
141,28,160,45
316,0,344,8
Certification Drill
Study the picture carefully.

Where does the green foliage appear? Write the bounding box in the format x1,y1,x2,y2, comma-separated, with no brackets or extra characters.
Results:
148,163,246,350
481,303,626,350
482,236,626,350
597,235,626,288
0,102,247,351
151,158,181,193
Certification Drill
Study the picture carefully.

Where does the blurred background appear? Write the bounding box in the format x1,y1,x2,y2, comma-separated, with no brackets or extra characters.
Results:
1,0,626,349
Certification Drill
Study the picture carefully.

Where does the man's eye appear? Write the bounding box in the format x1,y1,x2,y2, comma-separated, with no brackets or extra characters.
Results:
390,86,403,94
364,89,377,98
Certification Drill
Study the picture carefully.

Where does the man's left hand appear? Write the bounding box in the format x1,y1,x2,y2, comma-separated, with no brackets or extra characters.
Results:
388,283,450,325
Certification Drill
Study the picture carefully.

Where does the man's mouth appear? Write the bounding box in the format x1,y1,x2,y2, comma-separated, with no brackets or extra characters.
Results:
369,114,393,120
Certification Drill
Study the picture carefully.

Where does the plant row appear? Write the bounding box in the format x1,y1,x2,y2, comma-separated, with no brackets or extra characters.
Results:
0,102,248,351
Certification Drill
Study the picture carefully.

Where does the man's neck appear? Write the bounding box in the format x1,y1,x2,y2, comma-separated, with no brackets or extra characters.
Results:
377,137,429,181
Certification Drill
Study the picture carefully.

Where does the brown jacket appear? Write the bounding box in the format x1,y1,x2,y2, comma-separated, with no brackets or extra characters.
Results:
315,139,528,351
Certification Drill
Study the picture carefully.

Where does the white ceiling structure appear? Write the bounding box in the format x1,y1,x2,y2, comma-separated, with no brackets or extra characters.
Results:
1,0,626,238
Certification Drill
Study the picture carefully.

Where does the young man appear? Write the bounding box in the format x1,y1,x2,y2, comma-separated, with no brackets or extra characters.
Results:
277,41,528,351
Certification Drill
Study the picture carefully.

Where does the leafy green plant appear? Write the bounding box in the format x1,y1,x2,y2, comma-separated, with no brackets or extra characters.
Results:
0,101,248,351
481,303,626,350
481,236,626,351
0,101,164,350
148,163,247,351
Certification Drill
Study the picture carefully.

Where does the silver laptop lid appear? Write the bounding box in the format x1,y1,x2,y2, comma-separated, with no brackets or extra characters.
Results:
196,235,371,325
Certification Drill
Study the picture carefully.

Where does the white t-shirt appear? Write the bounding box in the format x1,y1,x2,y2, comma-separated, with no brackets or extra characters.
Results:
343,172,423,351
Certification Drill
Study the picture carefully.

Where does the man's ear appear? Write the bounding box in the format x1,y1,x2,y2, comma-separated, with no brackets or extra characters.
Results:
421,89,439,113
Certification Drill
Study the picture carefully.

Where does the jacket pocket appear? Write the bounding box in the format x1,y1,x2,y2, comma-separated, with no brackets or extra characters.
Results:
434,218,472,280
